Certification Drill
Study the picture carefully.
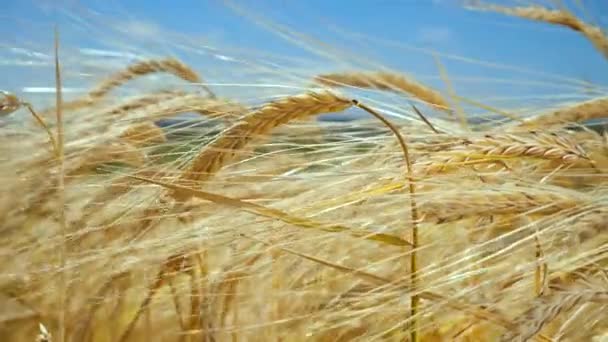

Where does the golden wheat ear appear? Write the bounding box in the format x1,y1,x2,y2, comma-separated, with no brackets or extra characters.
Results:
39,57,214,116
517,97,608,128
119,121,167,147
100,91,245,121
177,90,352,186
468,2,608,60
0,90,21,116
0,91,58,153
314,71,450,111
88,57,213,99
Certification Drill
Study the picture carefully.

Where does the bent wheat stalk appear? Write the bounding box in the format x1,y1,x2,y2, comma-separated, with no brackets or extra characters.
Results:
351,100,421,341
1,91,58,153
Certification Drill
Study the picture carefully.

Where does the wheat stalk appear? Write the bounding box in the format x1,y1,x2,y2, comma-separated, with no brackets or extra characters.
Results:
0,91,58,153
314,71,449,110
119,254,195,342
54,28,68,342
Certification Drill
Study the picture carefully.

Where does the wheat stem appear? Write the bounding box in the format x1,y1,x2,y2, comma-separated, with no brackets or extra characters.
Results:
351,100,420,342
54,27,67,342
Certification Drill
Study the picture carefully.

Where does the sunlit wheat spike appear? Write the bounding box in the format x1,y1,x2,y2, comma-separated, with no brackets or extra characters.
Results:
518,97,608,128
472,132,590,163
119,121,167,147
88,57,207,99
179,90,351,185
500,287,608,341
38,58,214,117
314,71,449,110
67,140,147,175
422,131,590,173
419,186,585,223
0,90,21,116
469,2,608,60
557,207,608,246
100,92,245,121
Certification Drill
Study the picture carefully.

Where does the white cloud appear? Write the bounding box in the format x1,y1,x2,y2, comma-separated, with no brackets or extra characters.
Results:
416,27,453,45
119,20,163,39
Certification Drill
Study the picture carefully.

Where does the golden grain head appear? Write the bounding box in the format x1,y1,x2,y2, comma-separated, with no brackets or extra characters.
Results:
0,91,22,116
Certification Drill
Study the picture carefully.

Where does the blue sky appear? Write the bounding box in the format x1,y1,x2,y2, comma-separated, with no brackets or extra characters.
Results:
2,0,608,108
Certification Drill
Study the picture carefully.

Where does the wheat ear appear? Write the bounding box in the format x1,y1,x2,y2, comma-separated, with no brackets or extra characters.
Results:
101,92,244,121
0,90,21,116
67,141,148,175
422,131,590,173
39,58,213,117
119,122,167,147
501,287,608,341
471,132,589,163
419,187,585,223
178,90,351,186
558,207,608,246
314,71,449,110
89,57,211,98
518,97,608,128
1,91,58,153
470,3,608,60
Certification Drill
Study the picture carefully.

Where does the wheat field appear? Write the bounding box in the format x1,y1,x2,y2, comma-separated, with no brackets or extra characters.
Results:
1,1,608,341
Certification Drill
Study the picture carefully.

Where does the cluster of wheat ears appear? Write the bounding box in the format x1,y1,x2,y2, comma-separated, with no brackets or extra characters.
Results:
1,2,607,342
